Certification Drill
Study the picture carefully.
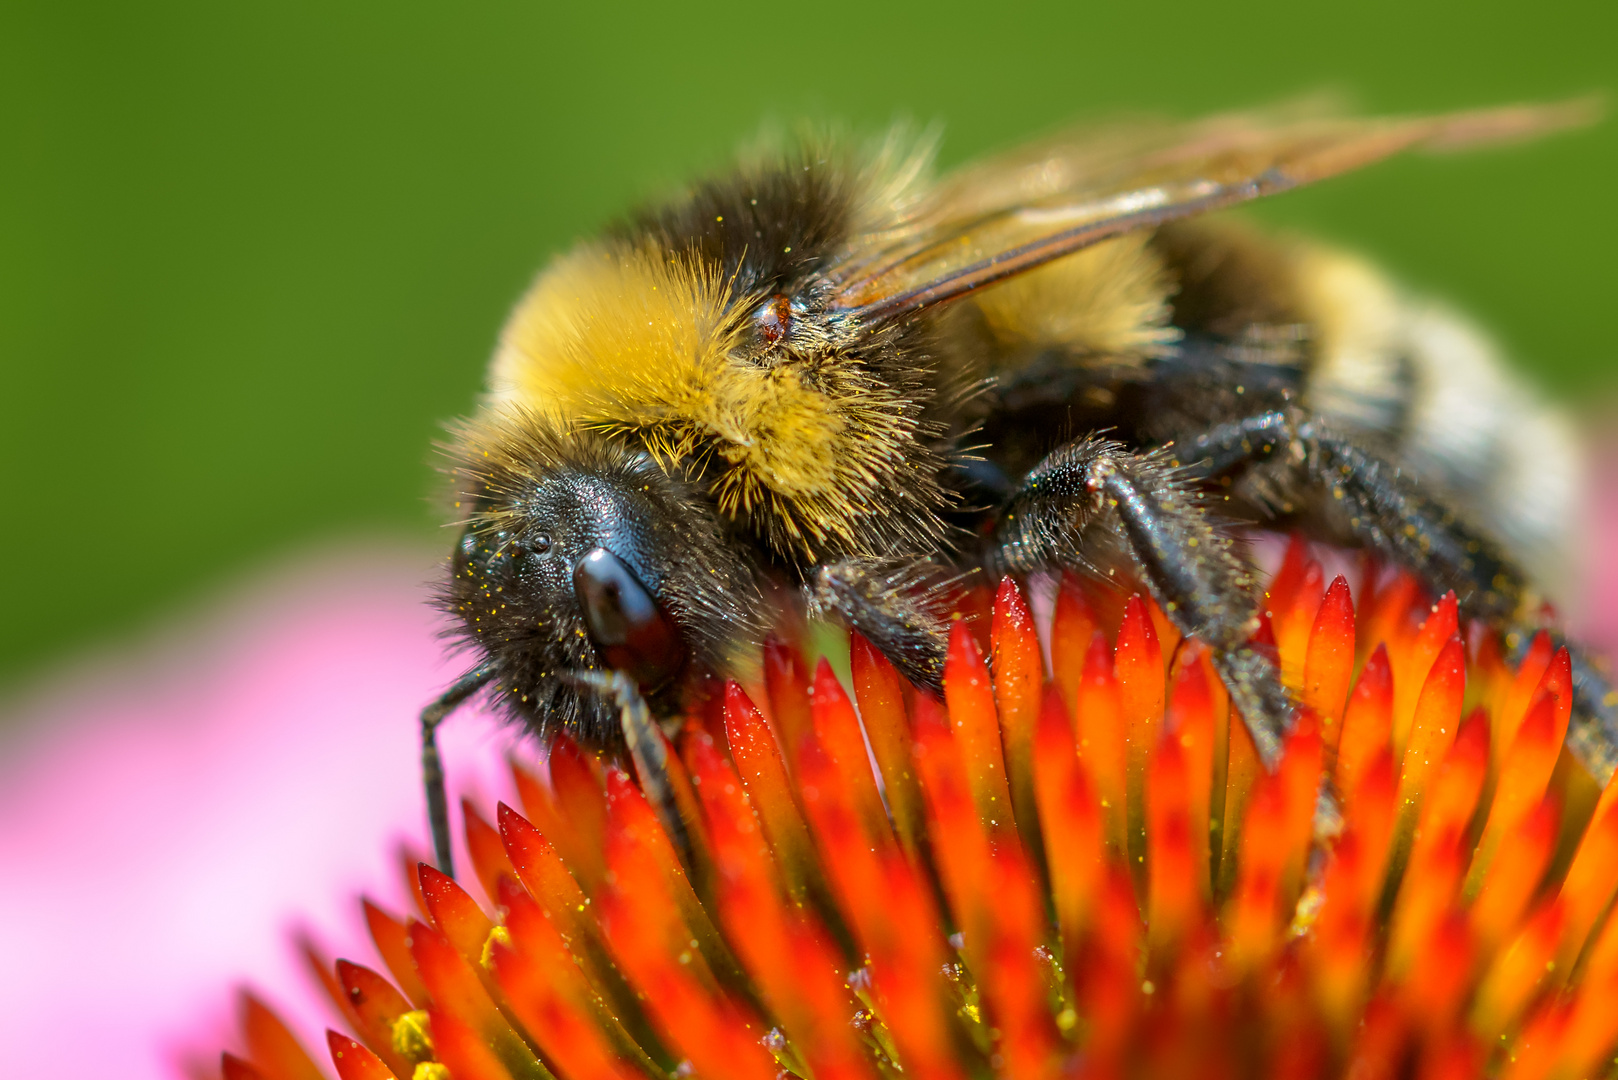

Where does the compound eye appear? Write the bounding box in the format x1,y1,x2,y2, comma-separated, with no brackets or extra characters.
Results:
751,293,794,346
573,548,686,690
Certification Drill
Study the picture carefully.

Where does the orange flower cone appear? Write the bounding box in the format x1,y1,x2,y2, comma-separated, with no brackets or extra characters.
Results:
219,538,1618,1080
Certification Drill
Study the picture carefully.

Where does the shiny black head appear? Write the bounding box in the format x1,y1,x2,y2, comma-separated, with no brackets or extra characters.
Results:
441,413,761,744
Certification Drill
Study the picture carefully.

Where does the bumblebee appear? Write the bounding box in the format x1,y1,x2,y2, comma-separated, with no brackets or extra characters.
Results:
422,100,1615,875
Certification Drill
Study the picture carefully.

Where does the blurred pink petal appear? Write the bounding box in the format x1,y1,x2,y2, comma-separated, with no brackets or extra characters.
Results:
0,540,520,1080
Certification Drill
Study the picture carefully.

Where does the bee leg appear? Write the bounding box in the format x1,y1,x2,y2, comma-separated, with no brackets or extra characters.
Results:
419,664,495,878
993,434,1292,771
810,557,955,690
1176,406,1618,784
562,668,695,874
1177,408,1529,618
1564,645,1618,784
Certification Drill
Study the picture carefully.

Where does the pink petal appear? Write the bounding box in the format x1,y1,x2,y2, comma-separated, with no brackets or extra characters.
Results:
0,541,520,1080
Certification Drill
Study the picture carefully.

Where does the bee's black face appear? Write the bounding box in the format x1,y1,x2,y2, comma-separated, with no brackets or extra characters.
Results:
450,466,688,684
443,431,761,744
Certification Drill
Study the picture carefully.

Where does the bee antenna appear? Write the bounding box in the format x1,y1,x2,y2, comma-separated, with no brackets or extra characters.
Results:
419,663,496,879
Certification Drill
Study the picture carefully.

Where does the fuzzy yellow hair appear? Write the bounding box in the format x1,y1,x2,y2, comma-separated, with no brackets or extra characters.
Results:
486,242,927,558
970,232,1180,363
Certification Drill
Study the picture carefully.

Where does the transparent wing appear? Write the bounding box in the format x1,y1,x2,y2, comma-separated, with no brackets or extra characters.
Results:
829,99,1595,325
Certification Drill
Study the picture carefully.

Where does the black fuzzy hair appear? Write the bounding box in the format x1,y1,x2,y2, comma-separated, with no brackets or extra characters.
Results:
610,139,963,569
615,140,861,301
437,410,763,744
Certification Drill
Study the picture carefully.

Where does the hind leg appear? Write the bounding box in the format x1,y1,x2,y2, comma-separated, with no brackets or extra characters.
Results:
1174,405,1618,783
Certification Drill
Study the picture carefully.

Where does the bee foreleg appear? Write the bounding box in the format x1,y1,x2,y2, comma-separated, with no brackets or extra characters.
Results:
562,668,696,874
993,434,1292,770
1176,406,1618,784
419,664,495,878
810,556,957,690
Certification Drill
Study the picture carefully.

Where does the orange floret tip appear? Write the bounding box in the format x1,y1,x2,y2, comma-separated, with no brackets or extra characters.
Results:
810,657,891,846
237,991,326,1080
324,1031,394,1080
1304,575,1357,740
492,879,649,1080
1397,633,1467,812
462,798,517,905
359,898,428,1007
991,577,1046,859
721,679,819,898
1337,643,1394,798
1050,573,1099,712
216,542,1618,1080
1273,553,1327,687
540,732,610,892
763,634,813,767
849,632,925,857
943,619,1017,834
331,959,415,1076
418,863,495,967
1076,630,1130,851
1034,683,1106,959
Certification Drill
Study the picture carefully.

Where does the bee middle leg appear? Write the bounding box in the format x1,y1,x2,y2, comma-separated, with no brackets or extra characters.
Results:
991,434,1293,768
1175,405,1618,783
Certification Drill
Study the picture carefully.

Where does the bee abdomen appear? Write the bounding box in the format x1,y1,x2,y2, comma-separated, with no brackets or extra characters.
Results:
1297,246,1581,600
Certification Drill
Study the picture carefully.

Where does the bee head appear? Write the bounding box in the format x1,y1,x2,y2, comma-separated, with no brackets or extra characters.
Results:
441,411,761,742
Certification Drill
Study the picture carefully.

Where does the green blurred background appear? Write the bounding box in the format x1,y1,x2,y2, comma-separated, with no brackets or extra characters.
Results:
3,0,1615,691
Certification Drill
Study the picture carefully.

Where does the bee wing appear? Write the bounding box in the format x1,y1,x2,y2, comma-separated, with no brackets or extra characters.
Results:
829,99,1596,325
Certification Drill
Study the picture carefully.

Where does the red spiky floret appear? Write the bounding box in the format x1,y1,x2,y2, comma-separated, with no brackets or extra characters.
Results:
219,536,1618,1080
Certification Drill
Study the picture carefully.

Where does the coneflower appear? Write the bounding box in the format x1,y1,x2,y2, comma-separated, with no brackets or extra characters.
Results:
220,538,1618,1080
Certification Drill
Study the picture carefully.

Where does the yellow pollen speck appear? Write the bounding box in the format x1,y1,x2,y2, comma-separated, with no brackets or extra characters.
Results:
481,924,512,968
391,1010,436,1063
